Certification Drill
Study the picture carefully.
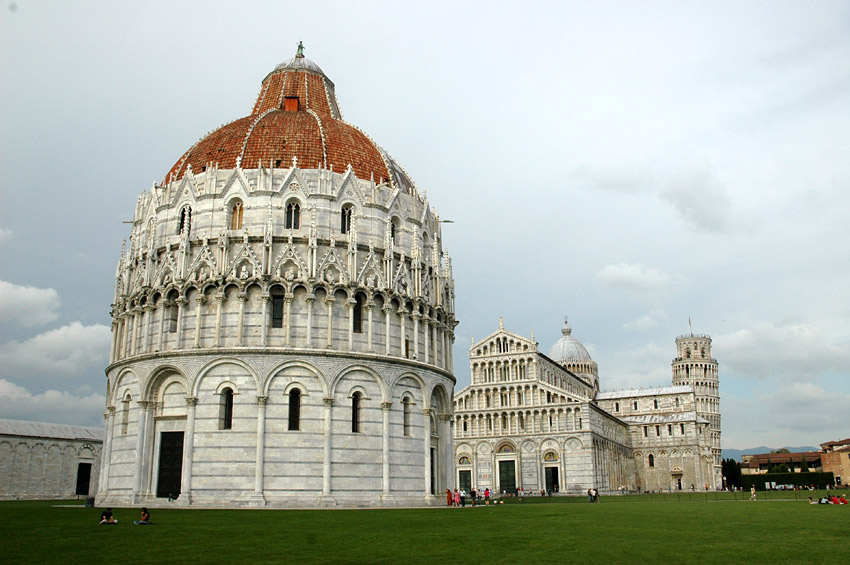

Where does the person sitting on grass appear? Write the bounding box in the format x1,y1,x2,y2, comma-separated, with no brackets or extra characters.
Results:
99,508,117,525
134,507,151,525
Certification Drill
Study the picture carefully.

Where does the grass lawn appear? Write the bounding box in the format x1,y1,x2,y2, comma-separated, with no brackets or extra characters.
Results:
1,497,848,564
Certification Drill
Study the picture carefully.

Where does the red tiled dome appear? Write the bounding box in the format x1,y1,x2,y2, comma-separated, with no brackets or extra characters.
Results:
164,47,411,191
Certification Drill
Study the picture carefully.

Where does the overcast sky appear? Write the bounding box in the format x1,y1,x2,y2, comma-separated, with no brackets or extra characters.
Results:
1,1,848,450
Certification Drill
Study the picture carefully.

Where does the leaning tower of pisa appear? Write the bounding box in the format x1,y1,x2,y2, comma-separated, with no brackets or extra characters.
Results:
671,333,721,487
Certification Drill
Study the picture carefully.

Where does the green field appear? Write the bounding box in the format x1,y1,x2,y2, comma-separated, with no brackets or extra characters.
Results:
1,496,848,564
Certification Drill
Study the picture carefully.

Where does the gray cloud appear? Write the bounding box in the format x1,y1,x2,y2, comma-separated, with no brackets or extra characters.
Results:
715,321,850,380
660,172,735,233
0,379,105,427
597,263,672,292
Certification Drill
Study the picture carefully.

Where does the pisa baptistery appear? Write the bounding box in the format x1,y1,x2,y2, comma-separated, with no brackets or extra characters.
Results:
97,44,457,508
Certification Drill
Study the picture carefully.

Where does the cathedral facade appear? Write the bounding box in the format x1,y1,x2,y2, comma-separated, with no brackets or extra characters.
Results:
453,320,720,494
98,46,457,508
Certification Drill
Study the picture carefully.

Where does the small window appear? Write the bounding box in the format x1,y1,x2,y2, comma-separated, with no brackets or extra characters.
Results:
655,425,660,436
340,205,353,234
288,389,301,431
271,293,284,328
633,401,638,410
403,397,412,437
668,424,673,436
230,200,244,230
648,454,655,468
220,387,234,430
121,395,131,435
353,294,364,334
167,302,179,333
351,391,362,433
285,201,300,229
654,399,658,409
284,96,299,111
643,426,648,438
675,397,680,407
615,402,619,412
462,421,468,432
178,206,192,236
680,423,685,434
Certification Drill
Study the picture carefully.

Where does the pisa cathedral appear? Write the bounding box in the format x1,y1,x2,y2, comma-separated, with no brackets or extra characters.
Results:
97,45,457,508
453,319,720,494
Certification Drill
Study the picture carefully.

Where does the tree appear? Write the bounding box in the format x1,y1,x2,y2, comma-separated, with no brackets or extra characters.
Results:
800,456,809,473
722,458,742,488
771,448,791,454
771,463,790,473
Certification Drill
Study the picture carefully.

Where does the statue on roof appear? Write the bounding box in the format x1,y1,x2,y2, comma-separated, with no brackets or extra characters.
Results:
296,41,305,58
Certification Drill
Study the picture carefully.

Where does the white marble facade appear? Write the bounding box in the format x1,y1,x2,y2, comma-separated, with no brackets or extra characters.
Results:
98,50,457,508
0,419,102,500
453,320,720,494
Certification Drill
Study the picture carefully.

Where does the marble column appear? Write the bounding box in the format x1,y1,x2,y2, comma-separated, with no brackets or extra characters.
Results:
381,401,392,496
365,302,374,353
98,407,115,496
180,397,197,501
306,295,315,347
193,296,205,348
412,313,421,359
423,408,432,498
133,400,150,500
325,297,334,348
254,396,268,502
383,305,392,355
322,398,334,495
260,295,270,346
284,294,294,347
175,297,188,350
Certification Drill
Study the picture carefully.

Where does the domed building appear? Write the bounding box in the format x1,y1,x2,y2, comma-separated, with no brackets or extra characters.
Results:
453,319,719,495
97,44,457,508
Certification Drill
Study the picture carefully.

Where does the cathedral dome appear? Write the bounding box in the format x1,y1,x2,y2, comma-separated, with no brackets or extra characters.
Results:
163,43,415,193
547,319,593,363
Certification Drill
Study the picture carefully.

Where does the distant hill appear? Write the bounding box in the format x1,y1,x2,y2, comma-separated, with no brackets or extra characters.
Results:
722,446,818,462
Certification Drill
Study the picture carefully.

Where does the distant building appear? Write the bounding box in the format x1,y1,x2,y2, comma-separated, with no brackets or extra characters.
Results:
452,319,720,494
819,439,850,485
741,451,823,475
0,418,103,500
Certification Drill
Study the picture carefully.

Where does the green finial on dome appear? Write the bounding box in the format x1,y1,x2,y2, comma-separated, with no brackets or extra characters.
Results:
296,41,305,58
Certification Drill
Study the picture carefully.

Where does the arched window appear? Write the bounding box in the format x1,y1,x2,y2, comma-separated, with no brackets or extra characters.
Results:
340,205,353,234
220,387,234,430
178,206,192,236
353,293,364,333
648,454,655,467
654,399,658,409
351,391,362,433
121,394,131,435
270,287,284,329
615,402,619,412
403,397,412,437
288,389,301,431
390,217,400,242
230,200,244,230
285,201,300,229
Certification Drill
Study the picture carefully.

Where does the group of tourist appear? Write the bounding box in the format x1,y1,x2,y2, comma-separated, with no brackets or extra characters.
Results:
586,488,600,502
447,487,495,506
98,508,151,525
809,496,848,505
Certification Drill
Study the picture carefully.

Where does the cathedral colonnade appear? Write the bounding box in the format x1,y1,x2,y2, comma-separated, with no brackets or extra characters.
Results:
98,352,453,508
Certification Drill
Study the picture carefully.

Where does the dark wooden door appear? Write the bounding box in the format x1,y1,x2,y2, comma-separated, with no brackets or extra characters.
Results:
75,463,92,495
156,431,184,498
459,470,472,492
498,460,516,494
545,466,559,492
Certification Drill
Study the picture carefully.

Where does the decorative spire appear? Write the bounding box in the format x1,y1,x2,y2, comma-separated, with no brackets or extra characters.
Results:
499,316,504,330
296,41,305,58
562,316,572,335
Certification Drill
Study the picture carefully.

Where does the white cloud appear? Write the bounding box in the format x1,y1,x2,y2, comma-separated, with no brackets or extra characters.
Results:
0,228,11,244
605,342,671,390
0,379,105,427
597,263,672,292
0,322,111,378
715,321,850,380
660,172,735,233
0,279,60,327
621,311,668,332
